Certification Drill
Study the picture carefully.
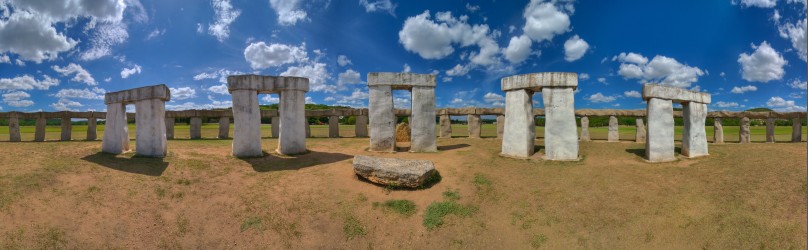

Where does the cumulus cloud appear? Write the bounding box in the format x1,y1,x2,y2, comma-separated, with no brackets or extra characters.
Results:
730,85,758,94
0,75,59,90
586,92,618,103
281,62,334,93
624,90,641,98
120,64,142,79
521,0,573,42
398,10,500,66
338,69,361,85
766,96,806,111
53,87,106,100
738,41,787,82
50,98,83,111
445,64,471,77
714,101,740,108
243,42,307,69
466,3,480,12
208,0,241,42
359,0,397,16
504,35,532,64
0,11,77,63
778,18,806,61
788,79,807,89
0,54,9,64
207,84,229,95
403,64,411,72
170,87,197,100
614,52,704,88
52,63,97,85
733,0,777,8
269,0,308,25
333,88,370,107
337,55,352,67
563,35,589,62
145,28,165,40
2,91,33,107
483,92,505,107
193,68,246,84
579,73,590,80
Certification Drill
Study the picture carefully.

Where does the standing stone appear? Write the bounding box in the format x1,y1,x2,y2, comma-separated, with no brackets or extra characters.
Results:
232,89,262,157
328,116,340,138
277,89,307,155
355,115,368,137
635,118,646,143
190,117,202,139
8,115,20,142
87,117,97,141
34,117,46,142
102,85,169,155
165,118,175,140
134,99,167,157
271,116,280,138
439,114,452,138
792,117,802,142
580,116,590,141
646,98,675,162
766,118,776,143
682,103,708,157
713,118,724,144
608,116,619,142
739,117,751,143
496,115,505,139
102,103,130,154
467,114,481,138
218,117,230,139
367,73,436,152
61,117,72,141
369,85,395,152
501,89,535,158
410,86,437,152
542,87,578,160
305,121,311,138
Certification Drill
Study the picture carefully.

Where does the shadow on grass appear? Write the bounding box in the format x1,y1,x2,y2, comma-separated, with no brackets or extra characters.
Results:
81,152,169,176
437,144,470,151
236,150,352,172
625,147,682,158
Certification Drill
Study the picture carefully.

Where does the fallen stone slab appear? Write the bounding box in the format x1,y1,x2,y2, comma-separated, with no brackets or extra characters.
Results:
353,155,437,188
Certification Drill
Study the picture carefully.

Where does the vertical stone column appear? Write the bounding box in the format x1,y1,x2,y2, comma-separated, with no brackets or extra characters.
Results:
305,121,311,138
739,117,751,143
467,114,481,138
190,117,202,139
766,118,776,143
355,115,368,137
231,90,262,157
496,115,505,139
713,118,724,144
542,87,578,160
411,86,437,152
682,103,708,157
8,114,20,142
218,117,230,139
580,116,590,141
369,85,395,152
501,89,535,158
646,98,675,162
328,116,340,138
439,114,452,138
134,99,167,157
271,116,280,138
34,117,46,142
165,118,175,140
102,103,129,154
608,116,619,142
87,117,97,141
60,117,72,141
278,90,307,154
635,118,646,143
792,117,802,142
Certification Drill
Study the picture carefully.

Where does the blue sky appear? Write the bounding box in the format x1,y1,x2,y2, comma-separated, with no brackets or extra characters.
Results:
0,0,805,112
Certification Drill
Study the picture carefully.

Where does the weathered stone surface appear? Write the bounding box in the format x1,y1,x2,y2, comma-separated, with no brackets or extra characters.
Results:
190,117,202,139
277,90,307,155
232,90,262,157
642,84,711,104
739,117,751,143
410,86,437,152
501,72,578,91
713,118,724,144
369,85,395,152
367,72,436,89
165,118,175,139
102,103,130,154
580,116,590,141
635,118,646,143
542,87,578,160
395,123,410,142
682,103,708,157
271,116,280,138
355,115,368,137
60,117,72,141
468,115,481,138
439,114,452,138
305,122,311,138
352,155,437,188
792,117,802,142
135,99,167,157
8,116,20,142
105,84,171,104
87,117,97,141
646,98,675,162
766,118,776,143
501,89,535,158
496,115,505,139
329,116,340,138
608,116,619,142
227,75,309,93
218,117,230,139
35,118,46,142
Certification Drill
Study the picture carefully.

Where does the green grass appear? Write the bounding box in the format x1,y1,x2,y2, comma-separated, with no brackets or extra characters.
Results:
423,201,478,230
377,200,417,217
443,189,462,201
342,215,366,240
241,217,263,232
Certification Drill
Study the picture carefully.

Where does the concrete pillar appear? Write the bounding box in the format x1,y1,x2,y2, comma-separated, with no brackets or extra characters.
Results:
277,90,307,155
190,117,202,139
645,98,675,162
635,118,646,143
218,117,230,139
439,114,452,138
60,117,72,141
134,99,167,157
165,118,175,140
766,118,776,143
369,85,395,152
328,116,340,138
467,114,481,138
792,117,802,142
580,116,590,141
8,115,20,142
102,103,129,154
740,117,751,143
305,121,311,138
713,118,724,144
682,103,708,158
355,115,368,137
232,90,262,157
496,115,505,139
410,86,437,152
608,116,619,142
34,117,46,142
87,117,97,141
501,89,535,158
271,116,280,138
541,87,578,160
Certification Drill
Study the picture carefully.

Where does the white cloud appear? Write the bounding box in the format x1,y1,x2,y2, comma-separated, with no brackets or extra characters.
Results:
53,87,106,100
738,41,787,82
778,18,806,61
597,77,607,84
766,96,806,111
0,75,59,90
146,28,165,40
466,3,480,12
359,0,397,16
281,62,334,93
0,54,9,64
446,64,470,76
50,98,82,111
579,73,590,80
269,0,308,25
614,52,705,88
398,10,500,65
521,0,573,42
3,91,33,107
120,64,142,79
714,101,740,108
81,21,130,61
624,90,641,98
563,35,589,62
52,63,96,85
788,79,807,89
193,68,246,84
403,64,411,72
337,55,352,67
262,95,279,103
483,92,504,103
170,87,197,100
730,85,758,94
338,69,362,85
442,77,453,82
0,11,77,63
612,52,648,64
334,88,370,107
208,0,241,42
243,42,307,69
104,77,112,82
733,0,777,8
504,35,532,64
207,84,229,95
166,100,233,110
586,92,618,103
196,23,204,33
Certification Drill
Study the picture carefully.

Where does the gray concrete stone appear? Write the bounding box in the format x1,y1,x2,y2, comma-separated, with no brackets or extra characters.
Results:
792,117,802,142
352,155,437,188
105,84,170,105
277,90,307,154
608,116,619,142
369,85,395,152
501,72,578,91
642,84,711,104
682,103,708,158
34,118,46,142
439,114,452,138
271,116,280,138
496,115,505,139
355,115,368,137
740,117,751,143
190,117,202,139
367,72,436,89
329,116,339,138
231,89,262,157
60,117,72,141
501,89,535,158
766,118,776,143
645,98,675,162
580,116,590,141
8,116,20,142
165,118,175,140
218,117,230,139
467,115,481,138
305,121,311,138
227,75,310,93
542,87,579,160
134,99,167,157
87,117,97,141
102,103,130,154
635,118,646,143
713,118,724,144
410,86,437,152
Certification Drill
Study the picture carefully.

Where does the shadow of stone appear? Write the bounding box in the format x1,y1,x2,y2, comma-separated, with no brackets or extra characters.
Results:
626,148,645,158
237,150,352,172
81,152,169,176
438,144,470,151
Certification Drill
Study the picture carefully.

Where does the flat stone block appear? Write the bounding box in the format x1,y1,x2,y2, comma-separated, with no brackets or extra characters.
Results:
501,72,578,92
642,84,711,104
102,103,130,154
682,103,708,157
227,75,310,93
646,98,675,162
542,87,578,160
232,90,262,157
135,99,167,157
352,155,437,188
501,89,535,158
410,86,437,152
105,84,171,104
369,85,396,152
277,90,307,155
367,72,436,89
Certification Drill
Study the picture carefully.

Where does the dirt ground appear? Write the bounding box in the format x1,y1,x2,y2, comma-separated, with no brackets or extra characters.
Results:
0,137,805,249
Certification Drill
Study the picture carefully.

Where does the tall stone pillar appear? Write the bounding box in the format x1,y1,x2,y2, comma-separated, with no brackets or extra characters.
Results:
739,117,751,143
635,118,646,143
542,87,578,160
232,90,262,157
369,85,395,152
8,114,20,142
305,121,311,138
496,115,505,139
580,116,590,141
766,118,776,143
682,103,708,157
165,118,175,140
190,117,202,139
271,116,280,138
792,117,802,142
60,117,72,141
278,90,307,154
713,118,724,144
328,116,340,138
410,86,437,152
218,117,230,139
34,117,46,142
102,103,129,154
467,114,481,138
439,114,452,138
135,99,167,157
87,117,97,141
355,115,368,137
501,89,535,158
646,98,675,162
608,116,619,142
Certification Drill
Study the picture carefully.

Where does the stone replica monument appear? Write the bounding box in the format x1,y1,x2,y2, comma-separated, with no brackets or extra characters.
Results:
367,73,436,152
642,84,711,162
102,84,170,157
500,72,579,161
228,75,308,157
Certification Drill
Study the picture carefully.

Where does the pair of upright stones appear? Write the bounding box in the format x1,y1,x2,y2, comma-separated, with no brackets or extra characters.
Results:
368,72,437,152
102,84,170,157
643,84,711,162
